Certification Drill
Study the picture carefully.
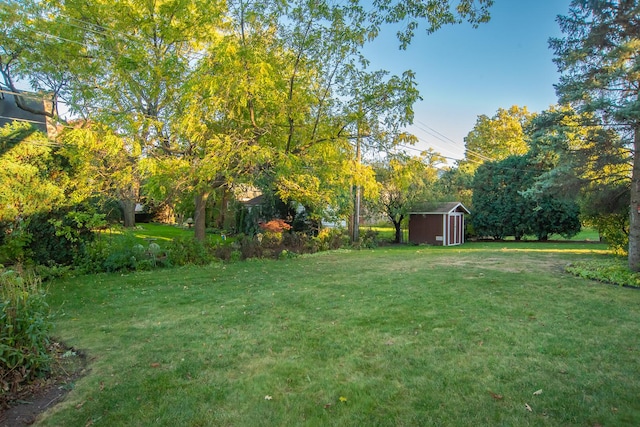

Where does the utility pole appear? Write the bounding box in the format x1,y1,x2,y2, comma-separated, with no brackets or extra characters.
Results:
353,129,361,243
351,108,363,244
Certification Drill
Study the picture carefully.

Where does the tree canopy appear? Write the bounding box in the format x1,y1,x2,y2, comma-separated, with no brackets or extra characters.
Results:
0,0,494,245
370,150,443,243
462,105,534,167
551,0,640,269
471,154,581,241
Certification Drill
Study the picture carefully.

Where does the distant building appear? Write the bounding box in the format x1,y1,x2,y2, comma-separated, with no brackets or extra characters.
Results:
0,89,56,137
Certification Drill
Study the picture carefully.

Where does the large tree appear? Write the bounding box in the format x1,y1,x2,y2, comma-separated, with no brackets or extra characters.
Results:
472,155,581,240
371,150,443,243
526,105,630,249
462,105,534,167
551,0,640,270
62,123,145,228
2,0,493,240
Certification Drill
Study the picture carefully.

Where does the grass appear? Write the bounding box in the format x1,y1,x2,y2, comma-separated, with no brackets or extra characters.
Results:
98,223,228,247
367,225,601,243
129,223,196,241
36,241,640,426
104,222,600,246
99,223,194,243
501,228,601,242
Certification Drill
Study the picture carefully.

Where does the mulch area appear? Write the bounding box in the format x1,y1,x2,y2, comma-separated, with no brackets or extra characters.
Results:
0,343,87,427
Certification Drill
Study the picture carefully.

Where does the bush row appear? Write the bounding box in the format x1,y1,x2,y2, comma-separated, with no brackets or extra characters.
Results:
1,268,51,406
74,227,380,273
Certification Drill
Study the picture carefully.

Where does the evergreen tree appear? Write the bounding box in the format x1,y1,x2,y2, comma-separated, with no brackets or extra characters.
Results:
471,155,581,240
551,0,640,269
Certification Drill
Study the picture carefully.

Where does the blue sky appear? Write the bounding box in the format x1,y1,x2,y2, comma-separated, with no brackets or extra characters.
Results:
365,0,572,163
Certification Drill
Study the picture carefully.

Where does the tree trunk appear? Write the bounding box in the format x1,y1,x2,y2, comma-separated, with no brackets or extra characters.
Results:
194,191,209,241
216,190,229,230
119,181,139,228
120,199,136,228
353,184,360,243
393,215,404,244
628,125,640,271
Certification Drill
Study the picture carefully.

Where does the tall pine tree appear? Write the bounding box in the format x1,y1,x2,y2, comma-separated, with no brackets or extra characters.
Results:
551,0,640,270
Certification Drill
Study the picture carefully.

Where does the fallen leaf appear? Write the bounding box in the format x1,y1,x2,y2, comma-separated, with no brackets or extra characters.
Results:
525,403,533,412
323,403,332,409
75,401,86,410
150,362,160,368
488,391,503,400
533,389,543,396
339,396,347,403
99,382,105,391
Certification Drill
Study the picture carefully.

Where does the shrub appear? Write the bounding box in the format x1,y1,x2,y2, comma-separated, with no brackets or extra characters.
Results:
81,232,170,272
282,232,318,254
565,259,640,288
259,219,292,233
259,231,284,248
81,233,138,272
236,235,263,260
0,221,32,265
317,228,349,251
0,208,105,267
582,213,628,255
359,229,380,249
0,268,52,399
213,243,234,262
166,236,214,266
229,249,242,263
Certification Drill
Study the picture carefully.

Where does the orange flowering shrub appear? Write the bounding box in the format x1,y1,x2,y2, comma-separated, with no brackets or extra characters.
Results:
259,219,292,233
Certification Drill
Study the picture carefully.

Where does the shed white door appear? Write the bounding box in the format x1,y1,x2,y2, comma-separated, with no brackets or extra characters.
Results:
448,213,464,246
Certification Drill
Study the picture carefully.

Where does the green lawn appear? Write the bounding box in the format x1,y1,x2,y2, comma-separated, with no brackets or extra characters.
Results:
101,223,195,243
131,223,196,241
100,223,227,246
367,225,601,243
38,242,640,426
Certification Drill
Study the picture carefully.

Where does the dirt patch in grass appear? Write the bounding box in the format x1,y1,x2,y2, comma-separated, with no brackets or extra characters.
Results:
0,342,88,427
429,255,568,274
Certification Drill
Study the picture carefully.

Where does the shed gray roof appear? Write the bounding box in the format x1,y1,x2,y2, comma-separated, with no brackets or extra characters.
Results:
410,201,470,215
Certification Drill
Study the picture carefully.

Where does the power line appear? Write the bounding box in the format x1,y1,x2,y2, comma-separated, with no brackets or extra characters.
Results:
415,119,461,146
415,119,495,163
413,119,495,162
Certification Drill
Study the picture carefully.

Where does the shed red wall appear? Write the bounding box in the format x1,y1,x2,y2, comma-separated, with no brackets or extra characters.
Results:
409,214,444,245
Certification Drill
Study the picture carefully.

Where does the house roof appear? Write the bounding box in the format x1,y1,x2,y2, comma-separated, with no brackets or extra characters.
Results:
410,201,470,215
0,92,48,133
241,194,265,207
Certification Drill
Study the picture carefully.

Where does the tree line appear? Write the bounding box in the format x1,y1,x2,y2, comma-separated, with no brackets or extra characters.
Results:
2,0,640,271
0,0,492,264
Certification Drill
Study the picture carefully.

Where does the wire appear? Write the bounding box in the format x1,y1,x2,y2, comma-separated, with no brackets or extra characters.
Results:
413,119,495,162
415,119,461,145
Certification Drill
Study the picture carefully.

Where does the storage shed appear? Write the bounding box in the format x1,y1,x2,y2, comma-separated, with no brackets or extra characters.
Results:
409,202,470,246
